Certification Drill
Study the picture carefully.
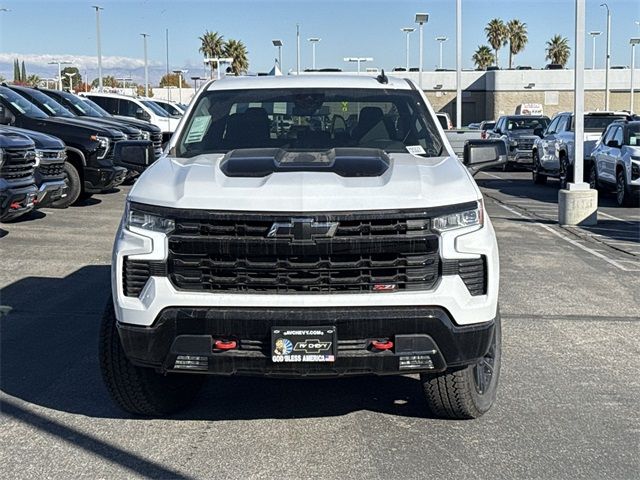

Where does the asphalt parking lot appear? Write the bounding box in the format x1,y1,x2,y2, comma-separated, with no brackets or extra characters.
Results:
1,172,639,480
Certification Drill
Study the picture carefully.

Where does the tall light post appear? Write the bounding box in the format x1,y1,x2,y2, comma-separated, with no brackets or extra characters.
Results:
401,28,415,71
191,76,203,92
630,38,640,113
92,5,103,91
48,61,72,90
436,36,448,70
589,31,601,69
600,3,611,110
343,57,373,75
272,39,283,68
140,33,149,97
455,0,462,128
415,13,429,89
204,57,233,80
296,24,301,75
308,38,320,70
172,69,187,104
64,72,78,92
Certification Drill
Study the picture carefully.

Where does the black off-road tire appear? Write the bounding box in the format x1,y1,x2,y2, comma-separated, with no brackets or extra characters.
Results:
589,162,599,191
616,169,638,207
49,162,81,208
420,311,501,419
99,298,205,416
559,155,571,189
532,151,547,185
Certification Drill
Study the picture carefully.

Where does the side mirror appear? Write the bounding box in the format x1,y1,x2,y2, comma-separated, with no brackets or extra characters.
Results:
606,139,620,149
462,139,508,174
113,140,155,172
135,108,150,121
533,127,544,138
0,104,15,125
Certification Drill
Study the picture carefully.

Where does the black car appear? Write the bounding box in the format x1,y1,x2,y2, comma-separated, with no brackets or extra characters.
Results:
0,130,37,221
0,86,126,204
0,125,67,207
40,89,163,159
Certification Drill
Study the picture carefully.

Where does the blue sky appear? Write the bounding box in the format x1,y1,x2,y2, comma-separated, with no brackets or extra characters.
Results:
0,0,638,80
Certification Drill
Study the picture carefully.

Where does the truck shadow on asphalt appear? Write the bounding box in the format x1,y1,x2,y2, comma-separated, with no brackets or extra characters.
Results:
0,265,435,422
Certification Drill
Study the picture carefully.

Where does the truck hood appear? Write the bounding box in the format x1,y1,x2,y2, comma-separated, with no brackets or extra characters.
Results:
0,125,64,149
0,130,35,149
128,152,481,212
43,117,122,137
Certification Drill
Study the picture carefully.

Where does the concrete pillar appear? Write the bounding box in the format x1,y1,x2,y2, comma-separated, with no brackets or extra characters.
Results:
558,188,598,226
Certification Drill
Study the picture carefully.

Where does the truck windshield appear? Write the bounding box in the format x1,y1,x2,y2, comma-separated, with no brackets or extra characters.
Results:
81,97,111,117
22,89,75,118
506,117,549,130
582,115,629,132
176,88,443,158
141,100,170,117
57,92,102,117
0,87,49,119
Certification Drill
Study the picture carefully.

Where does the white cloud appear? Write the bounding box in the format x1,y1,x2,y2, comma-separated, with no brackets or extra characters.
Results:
0,52,162,70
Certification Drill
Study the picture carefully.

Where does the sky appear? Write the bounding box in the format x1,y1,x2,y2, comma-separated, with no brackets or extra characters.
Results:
0,0,638,83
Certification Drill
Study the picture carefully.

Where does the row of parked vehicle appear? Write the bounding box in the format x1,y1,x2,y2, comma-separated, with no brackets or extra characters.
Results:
474,110,638,207
0,85,186,222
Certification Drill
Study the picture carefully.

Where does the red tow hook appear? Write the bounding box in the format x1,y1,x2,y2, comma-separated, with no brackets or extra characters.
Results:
371,339,394,351
9,202,21,210
214,339,237,351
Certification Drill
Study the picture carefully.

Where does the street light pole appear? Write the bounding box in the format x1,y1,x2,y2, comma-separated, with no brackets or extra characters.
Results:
296,23,300,75
455,0,462,129
92,5,103,91
173,69,187,104
343,57,373,75
308,38,320,70
601,3,611,110
65,72,77,92
141,33,149,97
630,38,640,113
272,39,283,68
436,36,448,70
401,28,415,71
48,61,72,90
589,31,601,70
415,13,429,89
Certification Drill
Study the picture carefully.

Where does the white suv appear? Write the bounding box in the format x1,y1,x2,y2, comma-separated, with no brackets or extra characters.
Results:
81,92,180,145
100,73,504,419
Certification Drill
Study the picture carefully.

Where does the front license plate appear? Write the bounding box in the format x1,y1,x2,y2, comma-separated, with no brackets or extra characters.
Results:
271,327,336,363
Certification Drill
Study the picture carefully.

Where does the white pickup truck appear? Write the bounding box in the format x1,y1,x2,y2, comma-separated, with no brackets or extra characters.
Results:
99,73,505,419
532,111,632,187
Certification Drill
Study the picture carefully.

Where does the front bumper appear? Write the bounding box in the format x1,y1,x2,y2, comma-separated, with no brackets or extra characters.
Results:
35,179,67,206
507,150,533,165
0,183,38,221
117,306,496,376
84,166,128,193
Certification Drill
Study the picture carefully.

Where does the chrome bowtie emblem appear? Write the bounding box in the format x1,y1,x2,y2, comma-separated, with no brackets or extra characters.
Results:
267,218,338,241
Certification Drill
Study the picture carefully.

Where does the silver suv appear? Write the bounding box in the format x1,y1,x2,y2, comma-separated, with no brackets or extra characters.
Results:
589,120,640,207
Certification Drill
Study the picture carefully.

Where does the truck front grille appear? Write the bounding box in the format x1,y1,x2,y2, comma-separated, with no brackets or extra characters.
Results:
151,132,163,156
0,148,37,180
165,210,442,294
38,163,65,178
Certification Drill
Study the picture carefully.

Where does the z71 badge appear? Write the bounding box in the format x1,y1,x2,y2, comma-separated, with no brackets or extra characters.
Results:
272,327,336,363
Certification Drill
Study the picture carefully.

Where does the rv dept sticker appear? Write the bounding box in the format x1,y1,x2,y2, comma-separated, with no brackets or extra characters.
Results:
272,328,336,363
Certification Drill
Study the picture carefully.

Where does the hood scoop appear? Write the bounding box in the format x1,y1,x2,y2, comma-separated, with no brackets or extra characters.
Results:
220,148,391,178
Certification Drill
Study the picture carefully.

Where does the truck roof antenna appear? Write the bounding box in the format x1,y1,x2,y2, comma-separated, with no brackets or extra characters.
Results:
376,69,388,84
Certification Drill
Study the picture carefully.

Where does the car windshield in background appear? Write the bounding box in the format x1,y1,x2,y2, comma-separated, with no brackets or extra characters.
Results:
60,93,102,117
0,87,49,119
482,122,495,130
506,117,549,130
141,100,170,117
583,115,628,132
176,88,443,158
155,101,182,116
626,124,640,146
81,97,111,116
24,90,74,118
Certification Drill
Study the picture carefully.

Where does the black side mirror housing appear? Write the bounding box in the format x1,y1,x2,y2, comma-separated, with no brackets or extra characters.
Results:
0,104,15,125
462,139,508,174
135,108,150,121
607,139,620,149
113,140,155,172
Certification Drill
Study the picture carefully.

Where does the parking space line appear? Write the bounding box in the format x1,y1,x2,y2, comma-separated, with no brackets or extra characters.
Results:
597,211,636,224
478,171,509,181
494,203,635,272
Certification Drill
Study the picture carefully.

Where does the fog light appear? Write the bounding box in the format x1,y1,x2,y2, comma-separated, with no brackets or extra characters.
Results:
399,354,434,370
174,355,208,371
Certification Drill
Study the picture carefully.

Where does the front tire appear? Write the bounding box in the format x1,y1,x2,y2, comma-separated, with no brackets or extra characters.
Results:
559,155,571,189
420,311,501,419
616,169,636,207
49,162,81,208
99,298,205,416
532,151,547,185
589,162,599,190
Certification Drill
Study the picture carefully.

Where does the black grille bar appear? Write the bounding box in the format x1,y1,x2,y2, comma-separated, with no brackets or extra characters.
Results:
442,257,487,296
123,258,167,297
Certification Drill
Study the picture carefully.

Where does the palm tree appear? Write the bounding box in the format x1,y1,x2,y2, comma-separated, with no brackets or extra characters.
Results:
545,34,571,67
506,19,528,69
199,31,225,76
484,19,508,68
472,46,495,70
224,39,249,76
25,74,40,87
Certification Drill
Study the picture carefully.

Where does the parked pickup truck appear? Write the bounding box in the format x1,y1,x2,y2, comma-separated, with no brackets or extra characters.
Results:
444,129,498,172
0,126,67,208
532,111,632,188
100,73,505,420
0,130,37,221
489,115,550,170
0,86,127,205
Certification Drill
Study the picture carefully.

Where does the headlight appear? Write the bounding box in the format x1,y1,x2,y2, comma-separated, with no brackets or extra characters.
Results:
509,140,518,147
124,202,175,234
91,135,110,159
631,161,640,180
140,130,151,140
432,202,484,232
